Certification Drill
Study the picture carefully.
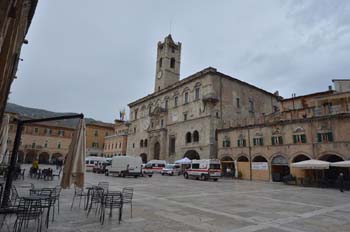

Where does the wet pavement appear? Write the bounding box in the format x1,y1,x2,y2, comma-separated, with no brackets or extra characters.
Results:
3,164,350,232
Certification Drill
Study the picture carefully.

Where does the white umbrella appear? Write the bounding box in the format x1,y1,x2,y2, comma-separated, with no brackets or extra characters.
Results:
175,157,192,164
330,160,350,168
291,159,330,169
0,114,9,164
61,119,86,189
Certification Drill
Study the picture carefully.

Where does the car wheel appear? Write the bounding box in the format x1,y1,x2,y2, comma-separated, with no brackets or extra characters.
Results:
213,178,218,181
148,175,153,178
200,174,206,181
161,173,164,176
184,172,189,179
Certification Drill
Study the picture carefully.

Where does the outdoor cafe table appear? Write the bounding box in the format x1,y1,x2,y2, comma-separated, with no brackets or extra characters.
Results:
26,189,54,228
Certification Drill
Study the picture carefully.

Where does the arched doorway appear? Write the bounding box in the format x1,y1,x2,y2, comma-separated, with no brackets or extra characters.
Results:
38,152,50,164
221,156,234,177
319,154,345,181
51,153,63,164
183,150,200,160
271,155,290,182
292,154,310,163
154,142,160,160
236,155,249,180
140,153,147,163
25,151,37,164
291,154,311,180
17,150,24,163
252,155,269,181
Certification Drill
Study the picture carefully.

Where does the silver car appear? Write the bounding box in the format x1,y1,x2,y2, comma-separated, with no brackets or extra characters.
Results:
161,164,181,176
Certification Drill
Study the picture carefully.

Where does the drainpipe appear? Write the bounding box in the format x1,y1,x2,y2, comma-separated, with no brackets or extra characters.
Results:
248,127,252,181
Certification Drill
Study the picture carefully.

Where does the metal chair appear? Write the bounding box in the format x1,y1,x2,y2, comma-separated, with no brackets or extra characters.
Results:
53,186,61,215
100,191,123,225
98,182,109,193
30,188,55,228
13,197,43,232
70,185,88,210
87,187,104,217
122,187,134,218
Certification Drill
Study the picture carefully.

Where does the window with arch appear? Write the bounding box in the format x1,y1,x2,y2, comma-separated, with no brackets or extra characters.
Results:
317,131,333,143
170,58,175,68
174,96,178,107
159,58,162,68
222,136,231,147
186,132,192,143
249,99,254,112
253,132,263,146
237,135,246,147
195,87,200,100
193,130,199,142
293,127,306,144
271,135,283,145
184,92,189,104
165,99,168,109
140,140,144,147
144,139,148,147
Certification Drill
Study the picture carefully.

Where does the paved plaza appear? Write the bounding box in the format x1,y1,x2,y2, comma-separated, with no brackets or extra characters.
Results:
6,165,350,232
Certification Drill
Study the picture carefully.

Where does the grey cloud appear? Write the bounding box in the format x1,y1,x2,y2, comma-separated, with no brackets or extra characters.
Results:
9,0,350,122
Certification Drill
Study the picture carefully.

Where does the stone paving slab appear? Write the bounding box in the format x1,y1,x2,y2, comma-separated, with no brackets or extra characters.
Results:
2,164,350,232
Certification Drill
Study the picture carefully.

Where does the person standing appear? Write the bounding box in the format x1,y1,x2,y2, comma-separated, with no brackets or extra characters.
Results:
338,172,344,192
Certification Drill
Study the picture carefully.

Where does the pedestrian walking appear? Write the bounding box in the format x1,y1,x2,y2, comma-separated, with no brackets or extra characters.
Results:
338,172,344,192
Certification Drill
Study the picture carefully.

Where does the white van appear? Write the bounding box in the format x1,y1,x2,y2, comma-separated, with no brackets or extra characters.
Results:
143,160,167,173
183,159,222,181
105,156,142,177
85,156,105,172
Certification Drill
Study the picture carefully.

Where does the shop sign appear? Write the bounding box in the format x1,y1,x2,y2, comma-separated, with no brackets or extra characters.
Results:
252,162,268,170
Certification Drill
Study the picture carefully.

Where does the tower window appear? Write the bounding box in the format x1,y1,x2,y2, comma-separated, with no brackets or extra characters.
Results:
165,100,168,109
236,98,240,108
171,47,175,53
170,58,175,69
159,58,162,68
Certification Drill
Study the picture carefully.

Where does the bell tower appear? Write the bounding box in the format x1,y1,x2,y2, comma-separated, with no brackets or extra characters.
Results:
154,34,181,92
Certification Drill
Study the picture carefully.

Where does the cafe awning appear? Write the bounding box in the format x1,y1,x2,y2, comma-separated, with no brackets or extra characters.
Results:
291,159,330,169
330,160,350,168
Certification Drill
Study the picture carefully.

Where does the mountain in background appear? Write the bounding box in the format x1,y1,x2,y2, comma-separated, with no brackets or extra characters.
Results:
5,102,108,128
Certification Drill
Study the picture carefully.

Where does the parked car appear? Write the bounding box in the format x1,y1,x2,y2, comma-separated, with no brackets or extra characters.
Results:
161,164,181,176
105,156,142,177
183,159,222,181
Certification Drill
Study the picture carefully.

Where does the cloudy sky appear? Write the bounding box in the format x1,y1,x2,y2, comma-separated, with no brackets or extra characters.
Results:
10,0,350,122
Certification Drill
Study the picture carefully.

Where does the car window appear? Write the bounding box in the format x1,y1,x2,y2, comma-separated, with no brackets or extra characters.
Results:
192,163,200,169
209,164,221,169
